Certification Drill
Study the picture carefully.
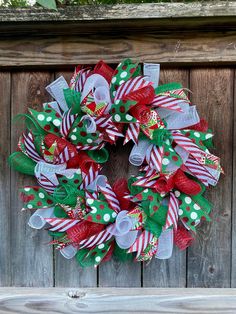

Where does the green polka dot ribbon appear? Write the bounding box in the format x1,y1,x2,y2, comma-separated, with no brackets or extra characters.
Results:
110,59,141,100
161,139,183,174
76,241,113,267
68,115,99,145
20,186,55,209
175,190,211,231
84,198,117,224
111,99,137,123
29,105,62,135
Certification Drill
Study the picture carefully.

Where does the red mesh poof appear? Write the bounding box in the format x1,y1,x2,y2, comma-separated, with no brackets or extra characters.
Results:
188,118,209,132
67,220,105,244
174,169,201,195
93,60,114,84
130,104,151,124
125,85,155,106
113,178,132,211
67,152,98,173
44,134,77,157
174,224,194,250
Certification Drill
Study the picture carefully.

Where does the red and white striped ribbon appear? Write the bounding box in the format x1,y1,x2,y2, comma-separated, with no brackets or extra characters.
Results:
133,176,157,188
99,182,120,213
94,116,111,128
60,109,77,138
79,227,113,249
164,192,179,230
114,76,151,101
76,143,105,151
73,68,91,93
106,127,124,142
151,95,185,112
37,174,57,194
80,166,99,189
148,145,164,172
23,132,42,162
172,131,206,160
55,146,76,164
128,230,153,258
183,156,217,186
45,218,79,232
124,122,140,145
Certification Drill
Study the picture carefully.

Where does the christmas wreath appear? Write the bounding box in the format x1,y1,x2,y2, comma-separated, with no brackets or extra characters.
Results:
9,59,223,267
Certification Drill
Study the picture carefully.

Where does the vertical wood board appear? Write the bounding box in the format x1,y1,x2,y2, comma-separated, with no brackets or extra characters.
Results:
187,68,233,287
10,71,54,286
0,73,11,286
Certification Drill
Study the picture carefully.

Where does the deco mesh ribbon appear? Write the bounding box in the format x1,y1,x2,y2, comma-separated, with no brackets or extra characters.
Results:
9,59,223,267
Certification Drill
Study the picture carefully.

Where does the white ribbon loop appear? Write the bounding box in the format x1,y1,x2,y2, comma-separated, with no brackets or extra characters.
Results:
60,245,78,259
46,76,69,112
156,228,174,259
109,211,139,249
81,115,97,133
129,139,152,166
86,175,107,192
28,207,55,229
143,63,160,88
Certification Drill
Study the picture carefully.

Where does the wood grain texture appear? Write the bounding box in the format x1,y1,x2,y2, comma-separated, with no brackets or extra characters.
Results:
0,73,11,286
99,140,141,287
54,71,97,288
231,69,236,287
10,71,54,286
143,69,189,288
0,2,235,22
0,288,236,313
187,68,233,287
0,31,236,68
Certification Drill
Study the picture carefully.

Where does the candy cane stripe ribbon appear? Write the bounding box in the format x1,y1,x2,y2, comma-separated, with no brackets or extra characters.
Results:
172,131,205,160
165,192,179,230
124,122,140,145
23,132,42,162
99,183,120,212
60,109,77,138
151,95,184,112
79,228,113,249
149,145,164,172
45,218,79,232
128,230,153,258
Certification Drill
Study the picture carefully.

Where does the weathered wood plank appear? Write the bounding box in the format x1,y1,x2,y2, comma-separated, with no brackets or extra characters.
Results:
143,68,188,288
10,71,54,286
0,288,236,313
231,69,236,287
0,2,235,22
0,73,11,286
99,140,141,287
0,31,236,67
187,68,233,287
54,71,97,287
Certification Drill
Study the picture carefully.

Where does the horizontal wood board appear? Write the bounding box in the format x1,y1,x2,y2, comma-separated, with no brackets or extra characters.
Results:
0,288,236,313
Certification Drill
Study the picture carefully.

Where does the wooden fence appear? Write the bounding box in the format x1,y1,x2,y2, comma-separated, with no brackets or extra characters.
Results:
0,2,236,312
